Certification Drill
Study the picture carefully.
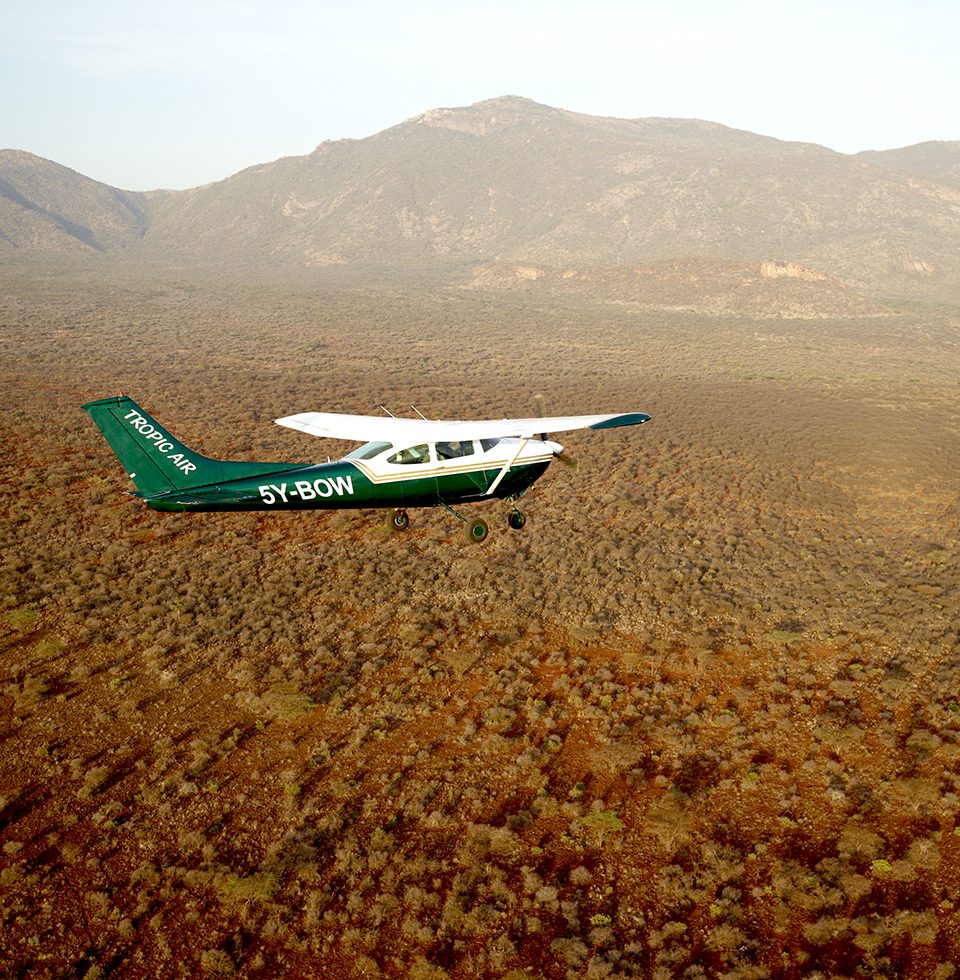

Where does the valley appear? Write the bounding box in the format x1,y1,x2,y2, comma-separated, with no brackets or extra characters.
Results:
1,265,958,977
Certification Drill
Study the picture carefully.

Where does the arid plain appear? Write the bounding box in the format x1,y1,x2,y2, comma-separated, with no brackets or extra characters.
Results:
1,257,958,978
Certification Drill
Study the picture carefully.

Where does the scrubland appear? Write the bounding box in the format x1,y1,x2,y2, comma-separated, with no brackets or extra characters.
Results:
1,263,958,978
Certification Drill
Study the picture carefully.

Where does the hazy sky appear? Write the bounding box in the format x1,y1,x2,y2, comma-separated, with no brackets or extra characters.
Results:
3,0,957,191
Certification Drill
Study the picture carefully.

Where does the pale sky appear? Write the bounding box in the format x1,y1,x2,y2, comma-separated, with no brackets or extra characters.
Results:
2,0,957,191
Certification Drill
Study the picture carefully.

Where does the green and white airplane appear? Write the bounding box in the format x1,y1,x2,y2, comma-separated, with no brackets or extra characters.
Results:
82,394,651,542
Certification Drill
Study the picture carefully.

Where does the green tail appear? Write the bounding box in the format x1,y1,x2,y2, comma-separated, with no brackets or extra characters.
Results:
82,394,300,497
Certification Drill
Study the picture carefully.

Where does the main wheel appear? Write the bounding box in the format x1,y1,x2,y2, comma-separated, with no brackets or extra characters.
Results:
464,517,488,544
507,510,526,530
388,509,410,532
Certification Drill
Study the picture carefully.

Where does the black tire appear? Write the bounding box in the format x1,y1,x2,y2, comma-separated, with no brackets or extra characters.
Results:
389,509,409,532
507,510,526,530
465,517,488,544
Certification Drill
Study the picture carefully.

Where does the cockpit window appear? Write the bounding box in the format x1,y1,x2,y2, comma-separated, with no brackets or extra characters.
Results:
479,438,501,453
347,441,393,460
388,444,430,465
436,440,475,460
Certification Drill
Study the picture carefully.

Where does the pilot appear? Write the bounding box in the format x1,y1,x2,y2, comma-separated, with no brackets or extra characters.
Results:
437,440,472,459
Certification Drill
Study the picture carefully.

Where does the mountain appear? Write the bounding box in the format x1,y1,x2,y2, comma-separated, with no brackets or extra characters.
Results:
4,98,960,303
855,141,960,187
0,150,154,254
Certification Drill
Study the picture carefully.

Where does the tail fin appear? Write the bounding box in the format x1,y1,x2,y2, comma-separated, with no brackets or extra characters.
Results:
82,394,299,497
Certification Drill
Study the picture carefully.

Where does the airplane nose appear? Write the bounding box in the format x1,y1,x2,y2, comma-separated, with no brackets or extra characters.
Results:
544,439,577,467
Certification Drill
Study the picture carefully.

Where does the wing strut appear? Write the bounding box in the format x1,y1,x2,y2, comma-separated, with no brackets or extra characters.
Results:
485,438,529,497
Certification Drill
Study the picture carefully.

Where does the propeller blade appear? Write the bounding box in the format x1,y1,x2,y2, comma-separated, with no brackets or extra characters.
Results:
536,395,576,463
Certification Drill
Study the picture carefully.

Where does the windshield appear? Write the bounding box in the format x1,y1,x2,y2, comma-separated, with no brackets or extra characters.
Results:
347,441,393,460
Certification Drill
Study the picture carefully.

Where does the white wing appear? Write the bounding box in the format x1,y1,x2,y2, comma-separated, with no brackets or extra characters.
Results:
274,411,651,443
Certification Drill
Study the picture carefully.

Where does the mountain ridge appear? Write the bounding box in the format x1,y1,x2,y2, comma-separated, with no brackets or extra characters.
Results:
0,149,157,254
3,97,960,304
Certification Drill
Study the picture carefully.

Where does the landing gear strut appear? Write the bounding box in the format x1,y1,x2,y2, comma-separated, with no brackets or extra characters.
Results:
439,502,525,542
441,502,489,544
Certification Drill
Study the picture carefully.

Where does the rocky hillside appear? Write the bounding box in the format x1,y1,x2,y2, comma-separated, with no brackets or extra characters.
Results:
856,140,960,187
4,99,960,303
0,150,154,254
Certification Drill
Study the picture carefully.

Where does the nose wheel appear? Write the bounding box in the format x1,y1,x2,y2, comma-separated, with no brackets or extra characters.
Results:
507,509,526,530
388,509,409,532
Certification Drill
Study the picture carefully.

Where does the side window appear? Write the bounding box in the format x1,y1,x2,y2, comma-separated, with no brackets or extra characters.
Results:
436,440,475,460
388,444,430,465
480,438,501,453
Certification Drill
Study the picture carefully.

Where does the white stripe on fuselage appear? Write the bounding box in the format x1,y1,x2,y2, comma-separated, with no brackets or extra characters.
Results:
346,454,553,485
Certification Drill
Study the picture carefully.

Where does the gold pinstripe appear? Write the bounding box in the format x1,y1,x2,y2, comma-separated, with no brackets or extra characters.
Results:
347,455,554,485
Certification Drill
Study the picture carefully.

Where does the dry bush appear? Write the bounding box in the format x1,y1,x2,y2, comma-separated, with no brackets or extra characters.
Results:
0,269,957,977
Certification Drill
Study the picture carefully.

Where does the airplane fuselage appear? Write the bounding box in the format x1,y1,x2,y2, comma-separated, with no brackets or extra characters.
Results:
142,451,550,512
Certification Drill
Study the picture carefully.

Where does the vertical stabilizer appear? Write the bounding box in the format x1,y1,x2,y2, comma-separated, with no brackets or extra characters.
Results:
82,395,299,496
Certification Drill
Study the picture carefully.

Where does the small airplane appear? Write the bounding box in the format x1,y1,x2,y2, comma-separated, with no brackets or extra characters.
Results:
82,394,651,542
